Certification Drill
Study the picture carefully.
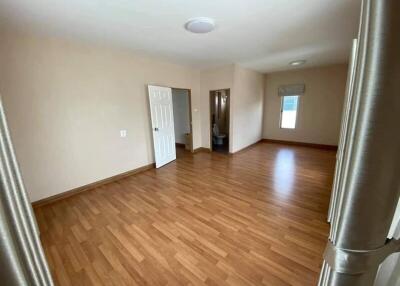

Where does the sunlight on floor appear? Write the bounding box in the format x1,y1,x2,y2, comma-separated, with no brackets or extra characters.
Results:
274,149,296,195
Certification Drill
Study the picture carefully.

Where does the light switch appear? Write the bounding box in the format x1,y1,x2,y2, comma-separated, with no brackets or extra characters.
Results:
120,130,127,138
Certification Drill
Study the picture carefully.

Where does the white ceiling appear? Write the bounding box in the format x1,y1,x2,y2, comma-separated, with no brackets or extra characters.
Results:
0,0,362,73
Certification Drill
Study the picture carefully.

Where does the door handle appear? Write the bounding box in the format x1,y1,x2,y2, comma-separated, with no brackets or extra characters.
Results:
154,127,159,131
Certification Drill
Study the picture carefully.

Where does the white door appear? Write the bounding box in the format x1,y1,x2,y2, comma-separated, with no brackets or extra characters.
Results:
148,85,176,168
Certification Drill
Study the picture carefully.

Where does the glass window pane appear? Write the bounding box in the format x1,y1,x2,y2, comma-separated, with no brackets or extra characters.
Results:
281,96,299,129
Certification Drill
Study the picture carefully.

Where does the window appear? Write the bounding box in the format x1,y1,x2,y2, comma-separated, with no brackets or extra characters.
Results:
280,95,299,129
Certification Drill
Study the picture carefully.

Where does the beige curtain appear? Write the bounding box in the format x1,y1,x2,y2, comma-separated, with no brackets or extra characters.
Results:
0,96,53,285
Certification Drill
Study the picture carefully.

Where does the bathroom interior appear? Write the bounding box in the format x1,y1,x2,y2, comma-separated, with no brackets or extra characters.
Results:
210,89,230,153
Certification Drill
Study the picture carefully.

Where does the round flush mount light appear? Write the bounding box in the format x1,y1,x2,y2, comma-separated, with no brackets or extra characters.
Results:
184,17,215,34
289,60,306,66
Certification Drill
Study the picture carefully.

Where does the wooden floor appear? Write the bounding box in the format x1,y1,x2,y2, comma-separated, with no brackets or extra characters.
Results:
35,142,336,286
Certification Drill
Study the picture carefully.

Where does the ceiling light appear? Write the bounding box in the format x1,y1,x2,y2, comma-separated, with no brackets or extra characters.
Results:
185,17,215,34
289,60,306,66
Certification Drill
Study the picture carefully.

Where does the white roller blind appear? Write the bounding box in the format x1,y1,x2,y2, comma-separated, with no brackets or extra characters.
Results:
278,84,305,96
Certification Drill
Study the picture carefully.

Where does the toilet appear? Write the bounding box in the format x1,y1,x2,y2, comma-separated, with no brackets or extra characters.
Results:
213,124,226,145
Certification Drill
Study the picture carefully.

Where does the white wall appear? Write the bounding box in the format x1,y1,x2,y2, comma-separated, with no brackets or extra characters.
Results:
0,31,202,202
263,64,348,146
374,251,400,286
374,200,400,286
200,64,264,153
172,89,190,144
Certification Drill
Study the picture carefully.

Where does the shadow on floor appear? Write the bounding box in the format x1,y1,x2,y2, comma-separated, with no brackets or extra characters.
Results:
212,141,229,154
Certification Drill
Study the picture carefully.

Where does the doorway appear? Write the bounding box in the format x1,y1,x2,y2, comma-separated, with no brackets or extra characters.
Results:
172,88,193,157
148,85,193,168
210,89,230,153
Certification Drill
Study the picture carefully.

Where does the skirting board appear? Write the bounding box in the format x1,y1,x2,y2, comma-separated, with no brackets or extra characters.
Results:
32,163,155,208
262,139,338,150
193,147,211,153
229,140,263,155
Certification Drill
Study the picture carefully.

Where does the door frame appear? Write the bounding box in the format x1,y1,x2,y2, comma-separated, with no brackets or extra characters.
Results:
170,87,194,153
209,89,230,152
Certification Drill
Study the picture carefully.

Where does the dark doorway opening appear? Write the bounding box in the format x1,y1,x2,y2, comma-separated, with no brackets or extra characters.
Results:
210,89,230,153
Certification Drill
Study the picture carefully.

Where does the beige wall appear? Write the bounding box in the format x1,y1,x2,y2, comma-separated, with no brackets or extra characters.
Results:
200,64,264,152
200,65,234,149
263,64,348,145
0,31,202,202
232,66,264,152
0,29,342,203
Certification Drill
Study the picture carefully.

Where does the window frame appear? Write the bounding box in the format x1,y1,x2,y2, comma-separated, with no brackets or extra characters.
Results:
279,95,300,129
